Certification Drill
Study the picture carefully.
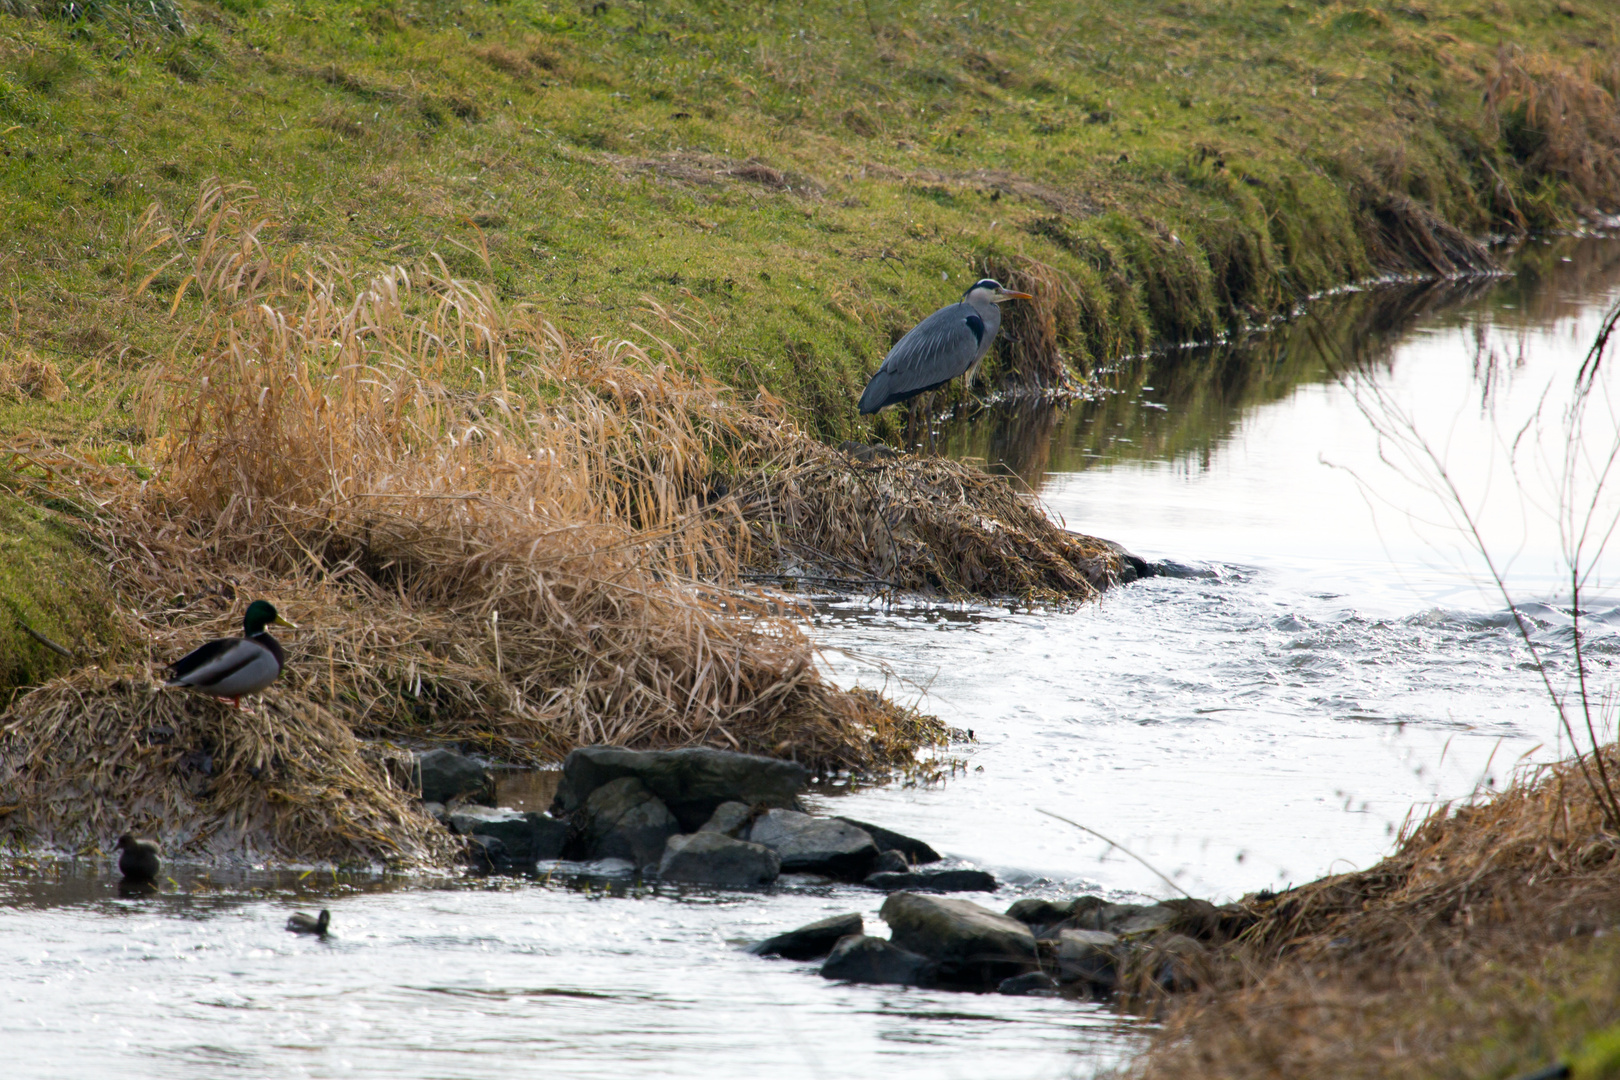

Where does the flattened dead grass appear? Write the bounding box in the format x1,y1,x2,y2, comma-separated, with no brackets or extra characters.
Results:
1127,748,1620,1080
734,442,1121,599
0,671,453,867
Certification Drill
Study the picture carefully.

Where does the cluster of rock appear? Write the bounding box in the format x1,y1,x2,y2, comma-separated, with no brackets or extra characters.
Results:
412,744,995,891
753,892,1257,996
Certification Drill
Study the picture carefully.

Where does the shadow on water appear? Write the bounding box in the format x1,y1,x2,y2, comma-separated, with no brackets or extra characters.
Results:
939,237,1620,488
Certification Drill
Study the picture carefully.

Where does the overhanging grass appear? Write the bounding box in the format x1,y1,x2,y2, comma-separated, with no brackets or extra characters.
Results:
0,0,1616,441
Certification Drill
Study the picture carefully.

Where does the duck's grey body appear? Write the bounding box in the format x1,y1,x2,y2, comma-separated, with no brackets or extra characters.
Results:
857,278,1032,415
166,636,285,699
286,909,330,936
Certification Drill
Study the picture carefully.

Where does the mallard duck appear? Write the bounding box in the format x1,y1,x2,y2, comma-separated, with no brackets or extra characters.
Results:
166,600,297,708
115,833,160,882
286,909,330,936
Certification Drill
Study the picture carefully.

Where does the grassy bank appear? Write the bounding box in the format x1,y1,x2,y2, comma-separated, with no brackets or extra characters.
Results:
1,0,1618,445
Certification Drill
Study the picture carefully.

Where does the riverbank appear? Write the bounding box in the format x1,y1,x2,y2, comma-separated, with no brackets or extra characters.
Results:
1121,743,1620,1080
1,0,1618,446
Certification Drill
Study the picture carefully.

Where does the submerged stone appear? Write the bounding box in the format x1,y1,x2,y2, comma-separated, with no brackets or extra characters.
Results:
745,809,878,879
658,831,780,887
578,776,679,865
880,892,1036,990
863,868,998,893
750,912,863,961
819,935,932,987
552,746,808,831
446,805,567,864
416,748,495,805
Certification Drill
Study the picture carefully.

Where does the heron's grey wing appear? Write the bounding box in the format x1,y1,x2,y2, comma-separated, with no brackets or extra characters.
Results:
858,304,986,413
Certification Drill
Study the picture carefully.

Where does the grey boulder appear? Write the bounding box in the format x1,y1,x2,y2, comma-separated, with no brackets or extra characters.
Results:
446,805,567,864
831,817,941,864
745,809,877,879
863,869,997,893
416,748,494,805
750,912,863,960
552,746,808,830
871,849,910,874
819,935,933,987
1055,929,1122,990
658,831,780,887
1006,898,1075,929
577,777,679,865
880,891,1037,990
698,800,754,836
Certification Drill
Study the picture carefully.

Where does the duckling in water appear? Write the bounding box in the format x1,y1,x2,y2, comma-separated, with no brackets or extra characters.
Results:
115,833,161,882
286,909,331,936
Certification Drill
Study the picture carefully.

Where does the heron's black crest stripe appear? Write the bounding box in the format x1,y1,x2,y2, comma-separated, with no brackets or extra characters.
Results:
964,312,986,345
971,278,1000,291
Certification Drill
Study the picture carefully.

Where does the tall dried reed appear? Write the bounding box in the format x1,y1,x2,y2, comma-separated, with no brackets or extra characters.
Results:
112,182,938,771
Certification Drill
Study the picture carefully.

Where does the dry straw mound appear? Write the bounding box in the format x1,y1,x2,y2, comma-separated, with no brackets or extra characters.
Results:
1129,748,1620,1080
735,442,1121,598
0,670,452,866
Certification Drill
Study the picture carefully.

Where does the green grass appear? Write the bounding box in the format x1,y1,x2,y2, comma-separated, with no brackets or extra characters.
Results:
0,0,1615,444
0,485,121,705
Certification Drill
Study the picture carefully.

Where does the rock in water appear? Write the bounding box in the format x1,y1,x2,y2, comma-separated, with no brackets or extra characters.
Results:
1005,898,1075,929
750,913,863,960
871,849,910,874
446,805,568,865
998,971,1060,996
831,817,941,864
698,801,754,836
578,777,680,866
745,809,878,879
862,869,998,893
415,748,494,805
1055,929,1121,990
880,892,1037,991
551,746,808,831
819,935,933,987
658,832,780,886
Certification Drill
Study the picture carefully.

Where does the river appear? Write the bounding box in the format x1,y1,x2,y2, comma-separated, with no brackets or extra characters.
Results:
3,236,1619,1079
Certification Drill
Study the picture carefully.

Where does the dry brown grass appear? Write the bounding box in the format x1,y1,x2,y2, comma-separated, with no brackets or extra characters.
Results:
0,349,66,402
0,181,981,863
1486,46,1620,214
1126,748,1620,1080
0,672,453,867
733,440,1121,599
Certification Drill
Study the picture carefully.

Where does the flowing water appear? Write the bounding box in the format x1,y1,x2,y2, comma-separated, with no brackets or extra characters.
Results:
5,237,1620,1079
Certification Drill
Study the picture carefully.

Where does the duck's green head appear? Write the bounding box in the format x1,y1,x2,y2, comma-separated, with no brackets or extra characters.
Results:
243,600,297,636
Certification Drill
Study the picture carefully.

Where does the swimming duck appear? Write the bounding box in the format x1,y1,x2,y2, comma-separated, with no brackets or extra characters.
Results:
286,909,331,936
166,600,297,708
115,833,161,882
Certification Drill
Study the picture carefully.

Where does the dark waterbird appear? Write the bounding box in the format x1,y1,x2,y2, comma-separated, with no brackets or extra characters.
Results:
114,833,160,882
858,278,1033,416
166,600,297,708
286,909,331,936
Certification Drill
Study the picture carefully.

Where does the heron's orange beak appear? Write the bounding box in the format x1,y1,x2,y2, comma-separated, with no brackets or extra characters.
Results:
996,290,1034,302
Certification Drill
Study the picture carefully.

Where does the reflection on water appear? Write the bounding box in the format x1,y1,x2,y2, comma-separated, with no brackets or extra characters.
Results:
940,238,1620,490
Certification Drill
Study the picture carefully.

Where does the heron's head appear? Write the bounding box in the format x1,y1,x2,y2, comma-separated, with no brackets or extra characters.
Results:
963,278,1034,304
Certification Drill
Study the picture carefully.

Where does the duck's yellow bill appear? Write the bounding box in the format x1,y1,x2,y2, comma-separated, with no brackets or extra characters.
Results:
274,615,299,629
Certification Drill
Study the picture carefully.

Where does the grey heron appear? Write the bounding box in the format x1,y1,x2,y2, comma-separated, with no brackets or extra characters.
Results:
858,278,1033,415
